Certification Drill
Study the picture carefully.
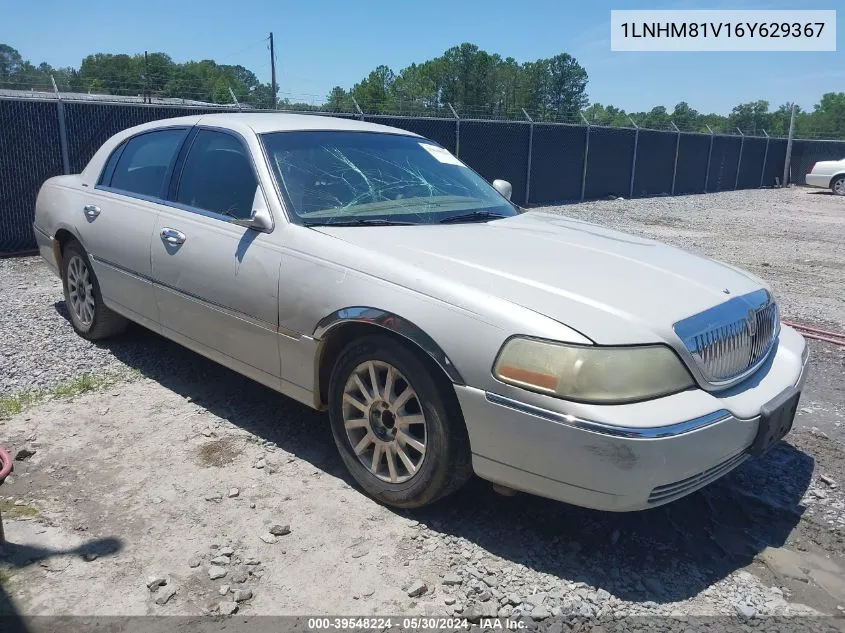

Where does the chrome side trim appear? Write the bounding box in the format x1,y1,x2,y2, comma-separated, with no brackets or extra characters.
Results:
484,391,732,439
314,306,464,384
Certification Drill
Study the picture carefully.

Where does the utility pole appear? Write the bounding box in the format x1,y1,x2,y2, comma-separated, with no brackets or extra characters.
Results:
144,51,149,103
269,32,277,109
782,103,797,187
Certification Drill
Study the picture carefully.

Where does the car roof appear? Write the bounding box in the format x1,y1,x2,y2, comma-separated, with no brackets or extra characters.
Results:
80,112,424,182
125,112,422,137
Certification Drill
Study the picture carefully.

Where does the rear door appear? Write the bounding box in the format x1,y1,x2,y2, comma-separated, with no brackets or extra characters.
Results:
151,127,282,386
84,127,188,328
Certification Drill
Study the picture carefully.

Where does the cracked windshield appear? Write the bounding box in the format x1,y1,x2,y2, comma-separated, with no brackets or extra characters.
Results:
261,131,517,225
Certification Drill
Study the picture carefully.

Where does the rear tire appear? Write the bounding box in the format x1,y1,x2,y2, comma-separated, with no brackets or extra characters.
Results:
327,335,472,508
61,240,128,340
831,175,845,196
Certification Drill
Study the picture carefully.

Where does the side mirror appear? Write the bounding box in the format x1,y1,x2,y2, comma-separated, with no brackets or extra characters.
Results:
230,186,273,231
492,179,512,201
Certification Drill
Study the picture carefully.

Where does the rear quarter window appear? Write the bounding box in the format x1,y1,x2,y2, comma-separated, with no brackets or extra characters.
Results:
109,129,186,198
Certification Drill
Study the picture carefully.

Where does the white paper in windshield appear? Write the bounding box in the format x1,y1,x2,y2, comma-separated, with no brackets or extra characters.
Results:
419,143,465,166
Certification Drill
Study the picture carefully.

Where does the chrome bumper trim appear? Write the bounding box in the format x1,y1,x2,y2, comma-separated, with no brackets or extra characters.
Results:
484,392,732,439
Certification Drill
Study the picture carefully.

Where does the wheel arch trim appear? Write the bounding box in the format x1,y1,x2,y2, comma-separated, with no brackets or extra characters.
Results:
313,307,465,385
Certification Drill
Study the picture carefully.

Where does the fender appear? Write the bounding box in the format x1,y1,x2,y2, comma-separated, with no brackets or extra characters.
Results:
314,306,464,385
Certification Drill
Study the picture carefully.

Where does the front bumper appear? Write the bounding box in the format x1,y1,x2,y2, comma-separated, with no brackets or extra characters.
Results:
458,326,809,511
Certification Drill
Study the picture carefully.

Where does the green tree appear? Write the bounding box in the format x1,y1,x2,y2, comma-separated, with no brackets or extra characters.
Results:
729,100,771,134
350,65,396,112
671,102,700,131
542,53,588,118
636,106,671,130
324,86,351,112
810,92,845,138
0,44,24,79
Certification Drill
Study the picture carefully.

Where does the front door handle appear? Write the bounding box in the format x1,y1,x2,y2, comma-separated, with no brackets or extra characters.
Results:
160,228,186,245
83,204,101,219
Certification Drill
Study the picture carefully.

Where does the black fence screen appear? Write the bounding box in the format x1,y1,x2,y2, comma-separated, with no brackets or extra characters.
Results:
764,139,788,186
0,99,64,253
529,124,586,203
735,136,768,190
457,120,530,204
707,135,742,192
0,95,824,254
674,134,710,195
633,130,676,197
585,127,636,199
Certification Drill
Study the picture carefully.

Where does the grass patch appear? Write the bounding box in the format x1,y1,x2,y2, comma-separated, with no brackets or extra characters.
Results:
0,499,40,519
0,390,44,418
0,569,11,586
0,370,137,419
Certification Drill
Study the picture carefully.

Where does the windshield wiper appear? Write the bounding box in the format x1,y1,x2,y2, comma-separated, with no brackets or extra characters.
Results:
439,211,508,224
304,218,416,227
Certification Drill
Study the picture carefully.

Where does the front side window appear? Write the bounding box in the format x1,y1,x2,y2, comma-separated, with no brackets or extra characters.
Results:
261,131,517,225
176,129,257,219
110,129,185,197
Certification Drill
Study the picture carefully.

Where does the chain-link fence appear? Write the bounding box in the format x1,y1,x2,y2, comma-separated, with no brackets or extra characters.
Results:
2,93,845,254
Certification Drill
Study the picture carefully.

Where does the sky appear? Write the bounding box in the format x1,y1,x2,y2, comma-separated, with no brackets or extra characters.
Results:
5,0,843,114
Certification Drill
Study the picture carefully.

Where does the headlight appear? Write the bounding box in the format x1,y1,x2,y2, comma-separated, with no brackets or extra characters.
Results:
493,337,694,403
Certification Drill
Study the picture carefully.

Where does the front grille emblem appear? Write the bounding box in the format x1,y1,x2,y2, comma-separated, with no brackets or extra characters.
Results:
746,309,757,336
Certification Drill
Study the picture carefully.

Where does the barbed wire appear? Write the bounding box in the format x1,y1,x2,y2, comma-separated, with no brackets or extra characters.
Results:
2,79,843,141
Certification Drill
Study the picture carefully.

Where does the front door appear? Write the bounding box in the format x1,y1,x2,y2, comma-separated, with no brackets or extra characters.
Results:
151,128,282,386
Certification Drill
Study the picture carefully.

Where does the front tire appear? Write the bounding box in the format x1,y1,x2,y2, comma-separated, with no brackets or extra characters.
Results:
831,175,845,196
327,335,471,508
61,240,128,340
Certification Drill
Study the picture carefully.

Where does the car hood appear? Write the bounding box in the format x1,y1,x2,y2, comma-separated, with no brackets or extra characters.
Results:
313,211,766,345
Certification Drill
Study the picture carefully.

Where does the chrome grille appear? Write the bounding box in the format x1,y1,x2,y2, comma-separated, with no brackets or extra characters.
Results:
673,289,780,385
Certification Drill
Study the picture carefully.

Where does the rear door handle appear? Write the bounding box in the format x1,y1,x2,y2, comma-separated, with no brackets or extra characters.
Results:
160,228,186,245
83,204,100,218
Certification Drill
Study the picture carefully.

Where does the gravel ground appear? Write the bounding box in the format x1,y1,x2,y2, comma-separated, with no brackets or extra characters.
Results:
540,187,845,331
1,187,844,629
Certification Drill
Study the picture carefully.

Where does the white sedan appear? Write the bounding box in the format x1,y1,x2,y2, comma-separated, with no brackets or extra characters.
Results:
805,158,845,195
33,113,809,510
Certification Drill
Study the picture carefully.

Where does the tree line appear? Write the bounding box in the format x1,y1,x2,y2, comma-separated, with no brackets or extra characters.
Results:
2,42,843,138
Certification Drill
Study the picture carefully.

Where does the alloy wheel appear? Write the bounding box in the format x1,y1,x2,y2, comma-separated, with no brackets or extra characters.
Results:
341,360,427,483
66,255,95,328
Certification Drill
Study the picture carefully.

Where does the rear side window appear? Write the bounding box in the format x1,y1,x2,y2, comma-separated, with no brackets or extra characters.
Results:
98,142,125,186
110,129,185,198
176,129,257,219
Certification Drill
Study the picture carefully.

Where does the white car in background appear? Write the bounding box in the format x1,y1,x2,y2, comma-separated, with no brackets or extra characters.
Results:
805,159,845,195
